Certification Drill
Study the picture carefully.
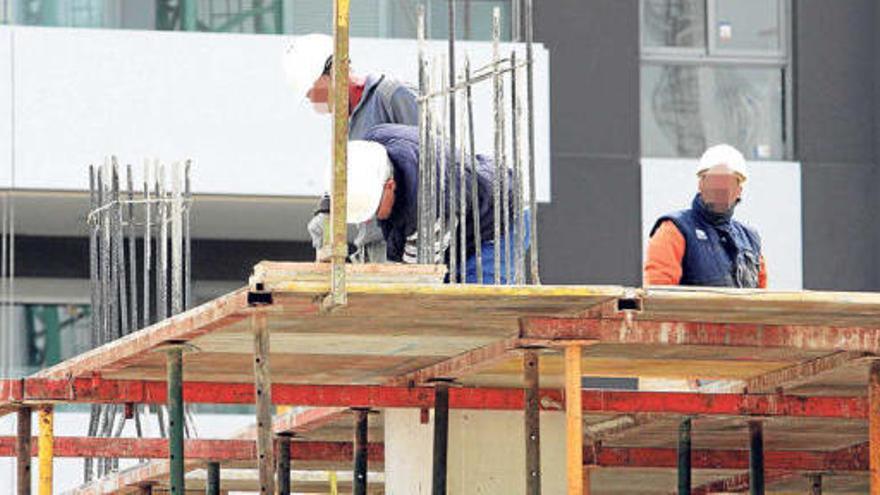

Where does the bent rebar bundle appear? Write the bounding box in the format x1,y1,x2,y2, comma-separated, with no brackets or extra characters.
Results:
85,157,195,480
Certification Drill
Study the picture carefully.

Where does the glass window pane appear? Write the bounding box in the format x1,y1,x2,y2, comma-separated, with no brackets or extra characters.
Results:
641,64,784,159
642,0,705,49
713,0,781,53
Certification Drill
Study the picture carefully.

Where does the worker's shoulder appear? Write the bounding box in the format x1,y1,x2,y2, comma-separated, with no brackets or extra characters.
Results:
371,74,417,99
649,209,690,237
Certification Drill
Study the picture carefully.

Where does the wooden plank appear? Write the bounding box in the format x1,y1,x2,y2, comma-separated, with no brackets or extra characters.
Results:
249,261,447,289
566,345,584,495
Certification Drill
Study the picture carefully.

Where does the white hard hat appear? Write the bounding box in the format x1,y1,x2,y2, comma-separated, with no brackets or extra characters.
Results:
696,144,748,182
282,34,333,99
345,141,393,224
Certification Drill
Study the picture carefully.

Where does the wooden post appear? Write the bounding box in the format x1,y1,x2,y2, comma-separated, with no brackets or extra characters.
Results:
353,409,369,495
523,349,541,495
16,406,31,495
749,420,765,495
253,312,275,495
565,345,583,495
328,0,350,308
871,360,880,494
37,405,54,495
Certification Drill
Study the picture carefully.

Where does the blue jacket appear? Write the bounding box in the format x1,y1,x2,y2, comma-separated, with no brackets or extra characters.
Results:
363,124,513,263
349,75,419,140
650,195,763,288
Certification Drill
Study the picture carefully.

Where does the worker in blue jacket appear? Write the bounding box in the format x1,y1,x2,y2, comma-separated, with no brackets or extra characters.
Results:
346,124,528,284
284,34,419,261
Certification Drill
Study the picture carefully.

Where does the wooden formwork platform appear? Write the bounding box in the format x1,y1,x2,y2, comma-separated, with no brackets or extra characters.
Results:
3,262,880,494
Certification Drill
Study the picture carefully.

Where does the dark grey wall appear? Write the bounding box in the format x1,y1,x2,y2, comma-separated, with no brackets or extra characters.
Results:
796,0,879,290
535,0,642,285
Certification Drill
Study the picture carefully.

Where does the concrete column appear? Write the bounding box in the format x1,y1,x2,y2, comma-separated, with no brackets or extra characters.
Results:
385,409,566,494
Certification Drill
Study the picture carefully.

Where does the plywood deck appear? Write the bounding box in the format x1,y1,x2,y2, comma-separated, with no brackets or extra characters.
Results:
23,262,880,495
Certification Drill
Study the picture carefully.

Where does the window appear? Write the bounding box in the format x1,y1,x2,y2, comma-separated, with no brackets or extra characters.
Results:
640,0,791,160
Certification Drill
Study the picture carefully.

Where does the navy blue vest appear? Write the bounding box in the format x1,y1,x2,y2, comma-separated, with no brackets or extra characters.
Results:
650,195,763,288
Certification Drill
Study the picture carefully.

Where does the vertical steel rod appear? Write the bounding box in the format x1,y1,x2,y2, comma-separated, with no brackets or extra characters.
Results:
417,6,429,264
277,434,292,495
37,405,53,495
447,0,458,282
511,50,526,284
253,312,275,495
432,381,451,495
127,164,138,331
353,409,369,495
16,407,31,495
206,461,220,495
870,360,880,494
524,0,540,284
328,0,350,308
491,7,502,285
524,349,541,495
458,86,467,283
113,160,129,338
166,346,185,495
565,345,583,495
157,164,167,321
749,420,765,495
464,56,482,284
143,160,152,328
171,162,183,316
184,160,192,310
432,59,442,267
678,418,692,495
88,165,99,347
500,57,510,285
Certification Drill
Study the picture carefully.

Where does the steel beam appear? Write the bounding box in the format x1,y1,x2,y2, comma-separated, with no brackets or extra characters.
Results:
521,316,880,354
0,378,869,419
524,349,541,495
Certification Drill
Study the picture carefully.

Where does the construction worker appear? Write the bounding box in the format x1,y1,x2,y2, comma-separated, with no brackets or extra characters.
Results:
644,144,767,288
346,124,526,283
283,33,419,261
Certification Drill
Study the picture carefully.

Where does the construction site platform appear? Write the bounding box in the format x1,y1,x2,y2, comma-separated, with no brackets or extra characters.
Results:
3,262,880,494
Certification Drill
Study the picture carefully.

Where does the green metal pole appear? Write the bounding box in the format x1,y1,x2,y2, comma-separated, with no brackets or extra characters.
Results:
678,418,691,495
206,462,220,495
167,347,185,494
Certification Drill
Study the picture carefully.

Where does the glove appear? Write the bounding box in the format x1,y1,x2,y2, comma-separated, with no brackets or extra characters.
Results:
308,213,327,250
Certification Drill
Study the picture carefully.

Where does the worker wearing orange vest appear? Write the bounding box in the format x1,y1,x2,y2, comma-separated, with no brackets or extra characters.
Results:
644,144,767,288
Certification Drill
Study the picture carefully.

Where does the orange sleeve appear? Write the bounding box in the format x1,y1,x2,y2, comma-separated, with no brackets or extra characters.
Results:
758,255,768,289
644,220,686,286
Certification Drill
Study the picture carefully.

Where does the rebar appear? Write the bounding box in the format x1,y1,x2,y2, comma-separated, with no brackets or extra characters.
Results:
524,0,540,284
113,161,129,338
99,163,111,346
447,0,458,282
171,162,183,316
458,85,467,283
416,6,429,264
184,160,192,310
511,50,526,285
157,164,167,322
143,160,152,327
441,59,457,280
464,56,482,284
429,57,441,264
492,7,502,285
127,164,138,331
